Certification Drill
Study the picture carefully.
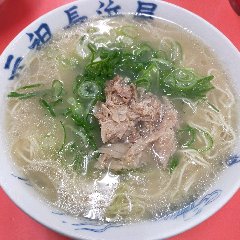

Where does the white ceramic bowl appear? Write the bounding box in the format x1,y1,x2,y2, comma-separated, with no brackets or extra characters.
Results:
0,1,240,239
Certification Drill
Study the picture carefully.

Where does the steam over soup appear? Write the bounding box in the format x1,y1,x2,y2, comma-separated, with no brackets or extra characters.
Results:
6,16,237,222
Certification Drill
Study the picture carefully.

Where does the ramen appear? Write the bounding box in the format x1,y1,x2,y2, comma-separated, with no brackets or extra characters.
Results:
6,16,237,222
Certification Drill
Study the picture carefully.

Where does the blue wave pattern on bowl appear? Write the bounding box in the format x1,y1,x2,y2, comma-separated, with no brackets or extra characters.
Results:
162,190,222,221
73,222,122,232
5,0,239,235
226,154,240,166
51,211,123,232
11,173,32,186
3,0,158,80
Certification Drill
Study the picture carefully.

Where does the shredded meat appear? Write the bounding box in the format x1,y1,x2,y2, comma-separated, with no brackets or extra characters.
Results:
94,75,179,171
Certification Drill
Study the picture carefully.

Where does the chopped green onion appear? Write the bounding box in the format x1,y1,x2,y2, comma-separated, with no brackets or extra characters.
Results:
72,152,84,172
77,81,100,99
67,97,84,117
59,121,66,152
77,35,91,59
160,38,182,64
8,92,38,99
17,83,42,90
161,68,214,100
117,25,139,39
178,124,213,152
87,43,97,63
178,125,197,148
52,80,63,99
170,41,182,64
75,127,90,147
88,42,97,53
39,98,56,117
197,129,214,152
207,101,220,112
67,97,78,106
135,62,158,90
73,75,84,95
51,98,63,106
169,157,180,173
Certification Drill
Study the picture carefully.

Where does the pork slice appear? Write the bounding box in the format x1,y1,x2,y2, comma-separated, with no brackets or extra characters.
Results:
110,105,128,123
94,103,111,122
105,75,136,105
161,96,179,129
124,127,166,165
96,143,151,171
94,102,130,143
152,129,177,167
124,99,178,167
100,120,131,143
95,153,111,170
94,76,179,170
98,143,130,159
95,143,130,171
94,76,138,143
130,91,162,122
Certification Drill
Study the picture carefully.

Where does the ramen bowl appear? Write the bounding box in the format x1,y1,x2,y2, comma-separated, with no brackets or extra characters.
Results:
0,1,240,239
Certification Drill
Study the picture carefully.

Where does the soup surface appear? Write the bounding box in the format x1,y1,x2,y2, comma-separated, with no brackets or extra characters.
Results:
6,16,237,222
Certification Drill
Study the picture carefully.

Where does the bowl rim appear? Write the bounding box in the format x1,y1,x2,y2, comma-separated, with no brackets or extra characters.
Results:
0,0,240,239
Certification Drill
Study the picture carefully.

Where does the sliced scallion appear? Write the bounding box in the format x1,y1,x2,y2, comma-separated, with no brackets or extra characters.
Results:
77,81,99,99
52,80,63,99
169,157,180,173
59,121,66,152
207,101,220,112
197,129,214,152
178,125,213,152
17,83,42,90
39,98,56,117
178,125,197,148
8,92,38,99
